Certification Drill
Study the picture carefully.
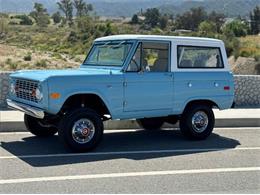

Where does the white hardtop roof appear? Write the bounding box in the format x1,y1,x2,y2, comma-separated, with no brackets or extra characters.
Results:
95,34,223,43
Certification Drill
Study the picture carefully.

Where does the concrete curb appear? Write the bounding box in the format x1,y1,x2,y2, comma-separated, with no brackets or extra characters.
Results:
1,118,260,132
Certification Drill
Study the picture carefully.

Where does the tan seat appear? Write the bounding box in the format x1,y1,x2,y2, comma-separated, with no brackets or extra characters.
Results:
152,50,168,72
180,59,192,68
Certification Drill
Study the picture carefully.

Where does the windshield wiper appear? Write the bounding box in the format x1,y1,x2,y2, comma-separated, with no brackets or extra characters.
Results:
111,41,126,49
99,41,112,48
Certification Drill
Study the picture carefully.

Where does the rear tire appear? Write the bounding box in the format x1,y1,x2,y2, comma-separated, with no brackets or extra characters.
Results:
137,118,164,130
58,108,104,152
24,114,58,137
179,104,215,140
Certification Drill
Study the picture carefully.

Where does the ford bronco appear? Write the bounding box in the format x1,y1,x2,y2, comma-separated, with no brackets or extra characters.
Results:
7,35,234,152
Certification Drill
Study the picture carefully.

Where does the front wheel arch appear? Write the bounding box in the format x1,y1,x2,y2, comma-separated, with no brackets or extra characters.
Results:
60,93,112,119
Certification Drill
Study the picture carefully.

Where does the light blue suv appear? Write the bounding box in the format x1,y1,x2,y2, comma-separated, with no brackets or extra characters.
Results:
7,35,234,152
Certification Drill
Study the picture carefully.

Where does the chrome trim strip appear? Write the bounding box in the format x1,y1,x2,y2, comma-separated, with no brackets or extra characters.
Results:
7,99,45,119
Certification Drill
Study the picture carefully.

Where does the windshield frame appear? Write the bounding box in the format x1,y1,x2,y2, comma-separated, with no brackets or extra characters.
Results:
82,40,135,68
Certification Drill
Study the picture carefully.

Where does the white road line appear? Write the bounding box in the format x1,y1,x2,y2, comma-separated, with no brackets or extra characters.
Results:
0,167,260,184
0,147,260,159
0,129,141,135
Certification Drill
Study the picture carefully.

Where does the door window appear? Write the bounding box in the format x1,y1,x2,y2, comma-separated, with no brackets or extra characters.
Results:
127,42,170,72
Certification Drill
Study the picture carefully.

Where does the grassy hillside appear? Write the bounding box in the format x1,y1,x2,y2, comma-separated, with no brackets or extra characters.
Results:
0,10,259,73
239,36,260,60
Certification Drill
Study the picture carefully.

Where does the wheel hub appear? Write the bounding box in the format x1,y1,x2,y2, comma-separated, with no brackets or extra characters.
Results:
72,119,95,144
191,111,208,133
81,128,90,136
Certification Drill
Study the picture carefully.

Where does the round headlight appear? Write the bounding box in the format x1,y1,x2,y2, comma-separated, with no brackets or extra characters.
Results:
35,88,43,101
10,82,16,95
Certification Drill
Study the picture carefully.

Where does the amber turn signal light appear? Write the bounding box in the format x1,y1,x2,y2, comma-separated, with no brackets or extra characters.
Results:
50,93,61,99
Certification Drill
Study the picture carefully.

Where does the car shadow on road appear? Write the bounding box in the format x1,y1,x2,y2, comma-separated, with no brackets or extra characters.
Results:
1,129,240,167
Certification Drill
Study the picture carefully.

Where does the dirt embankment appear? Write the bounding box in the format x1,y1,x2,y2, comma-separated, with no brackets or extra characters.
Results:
229,56,260,75
0,44,82,71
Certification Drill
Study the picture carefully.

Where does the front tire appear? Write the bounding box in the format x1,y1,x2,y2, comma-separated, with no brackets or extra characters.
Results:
179,104,215,140
137,118,164,130
24,114,58,137
58,108,104,152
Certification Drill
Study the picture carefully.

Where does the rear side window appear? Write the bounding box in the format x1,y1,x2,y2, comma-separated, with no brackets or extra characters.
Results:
177,46,224,68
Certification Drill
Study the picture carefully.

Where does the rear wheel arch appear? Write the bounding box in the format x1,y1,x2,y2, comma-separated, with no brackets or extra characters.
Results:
184,99,219,112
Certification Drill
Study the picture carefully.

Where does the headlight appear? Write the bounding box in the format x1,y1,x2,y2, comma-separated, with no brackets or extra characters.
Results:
35,87,43,101
10,82,16,95
9,79,16,95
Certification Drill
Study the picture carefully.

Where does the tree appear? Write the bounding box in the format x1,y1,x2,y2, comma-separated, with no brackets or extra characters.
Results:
223,19,249,37
73,0,93,17
159,15,168,29
131,14,139,24
76,16,93,33
144,8,160,28
29,3,50,27
57,0,73,25
175,7,207,31
52,12,62,24
199,21,217,34
208,11,225,33
15,15,33,25
250,6,260,35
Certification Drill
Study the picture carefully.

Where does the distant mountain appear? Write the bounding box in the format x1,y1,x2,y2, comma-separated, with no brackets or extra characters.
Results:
0,0,258,17
0,0,182,16
159,0,260,18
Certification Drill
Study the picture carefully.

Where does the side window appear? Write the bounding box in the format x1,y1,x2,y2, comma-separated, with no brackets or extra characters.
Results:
127,42,170,72
143,42,169,72
178,46,224,68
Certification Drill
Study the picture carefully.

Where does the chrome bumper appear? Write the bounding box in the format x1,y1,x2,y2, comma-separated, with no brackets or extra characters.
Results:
7,99,45,119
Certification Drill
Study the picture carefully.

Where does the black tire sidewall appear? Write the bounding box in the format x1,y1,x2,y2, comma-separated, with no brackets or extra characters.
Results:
24,114,58,137
58,108,104,152
180,105,215,140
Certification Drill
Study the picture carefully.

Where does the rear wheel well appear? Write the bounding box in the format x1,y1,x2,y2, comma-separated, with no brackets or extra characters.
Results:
61,94,111,119
184,100,218,111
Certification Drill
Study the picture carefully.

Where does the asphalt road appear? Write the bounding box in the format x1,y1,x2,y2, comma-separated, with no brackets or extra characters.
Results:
0,128,260,193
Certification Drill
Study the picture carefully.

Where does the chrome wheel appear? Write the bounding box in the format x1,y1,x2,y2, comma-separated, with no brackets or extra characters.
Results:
191,111,208,133
72,119,95,144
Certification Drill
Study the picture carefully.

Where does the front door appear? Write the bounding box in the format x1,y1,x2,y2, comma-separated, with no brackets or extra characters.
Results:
123,41,173,113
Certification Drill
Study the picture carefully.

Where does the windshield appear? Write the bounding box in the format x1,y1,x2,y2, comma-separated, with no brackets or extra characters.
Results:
84,41,133,67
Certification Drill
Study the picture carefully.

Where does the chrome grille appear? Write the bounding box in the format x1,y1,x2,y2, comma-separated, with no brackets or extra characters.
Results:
15,79,39,103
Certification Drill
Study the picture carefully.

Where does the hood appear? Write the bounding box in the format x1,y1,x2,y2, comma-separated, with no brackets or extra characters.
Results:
10,67,122,82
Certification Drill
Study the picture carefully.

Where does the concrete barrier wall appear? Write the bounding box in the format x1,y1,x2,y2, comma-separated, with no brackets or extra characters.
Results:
0,71,11,109
0,72,259,109
234,75,260,107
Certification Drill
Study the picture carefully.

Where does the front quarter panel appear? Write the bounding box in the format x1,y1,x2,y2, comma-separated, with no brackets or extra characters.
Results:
47,74,123,118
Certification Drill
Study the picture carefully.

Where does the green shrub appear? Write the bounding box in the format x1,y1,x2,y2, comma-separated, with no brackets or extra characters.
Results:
5,58,18,70
254,55,260,62
35,59,47,68
23,53,32,61
14,15,33,25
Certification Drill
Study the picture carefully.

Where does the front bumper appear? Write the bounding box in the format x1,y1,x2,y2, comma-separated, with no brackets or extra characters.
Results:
7,99,45,119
